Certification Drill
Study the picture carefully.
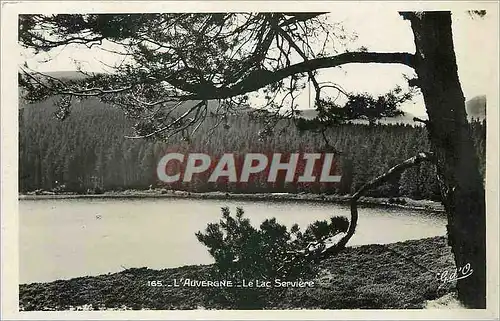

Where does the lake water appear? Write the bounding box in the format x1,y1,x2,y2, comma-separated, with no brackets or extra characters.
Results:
19,198,446,284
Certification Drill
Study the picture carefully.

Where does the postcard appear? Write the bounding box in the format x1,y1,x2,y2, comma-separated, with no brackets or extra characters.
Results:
1,1,499,319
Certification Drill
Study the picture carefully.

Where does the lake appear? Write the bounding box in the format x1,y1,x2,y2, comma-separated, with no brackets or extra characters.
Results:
19,198,446,284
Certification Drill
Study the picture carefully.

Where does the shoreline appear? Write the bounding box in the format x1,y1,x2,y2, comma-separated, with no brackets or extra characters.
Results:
19,236,456,310
19,190,445,213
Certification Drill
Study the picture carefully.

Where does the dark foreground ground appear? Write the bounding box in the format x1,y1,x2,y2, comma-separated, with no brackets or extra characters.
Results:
19,236,456,311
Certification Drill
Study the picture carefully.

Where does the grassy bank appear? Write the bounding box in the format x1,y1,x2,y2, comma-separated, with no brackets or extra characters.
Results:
19,190,445,213
20,236,456,311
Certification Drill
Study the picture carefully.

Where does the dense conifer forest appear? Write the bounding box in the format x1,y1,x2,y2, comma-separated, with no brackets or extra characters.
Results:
18,97,486,201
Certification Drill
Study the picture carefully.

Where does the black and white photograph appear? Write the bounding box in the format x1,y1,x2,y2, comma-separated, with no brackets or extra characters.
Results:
1,1,499,319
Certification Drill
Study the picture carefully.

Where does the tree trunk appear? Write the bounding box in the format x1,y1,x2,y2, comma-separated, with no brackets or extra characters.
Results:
406,12,486,308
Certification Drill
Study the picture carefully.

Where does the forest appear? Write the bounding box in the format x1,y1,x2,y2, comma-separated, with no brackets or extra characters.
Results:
18,97,486,201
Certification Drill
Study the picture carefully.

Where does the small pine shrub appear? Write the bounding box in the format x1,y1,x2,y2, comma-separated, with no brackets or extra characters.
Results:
196,207,349,280
195,206,349,308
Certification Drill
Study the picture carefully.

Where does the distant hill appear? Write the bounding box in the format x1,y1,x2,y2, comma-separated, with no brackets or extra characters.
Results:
466,95,486,121
295,109,422,125
23,71,487,123
24,71,254,115
296,95,487,125
43,70,96,80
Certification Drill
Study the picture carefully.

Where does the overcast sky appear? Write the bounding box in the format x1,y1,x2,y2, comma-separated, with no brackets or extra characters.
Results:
22,9,497,117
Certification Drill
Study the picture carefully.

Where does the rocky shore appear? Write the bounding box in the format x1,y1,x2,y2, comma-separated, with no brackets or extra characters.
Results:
19,190,445,213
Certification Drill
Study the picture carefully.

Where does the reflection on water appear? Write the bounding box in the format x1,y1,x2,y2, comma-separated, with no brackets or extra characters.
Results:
19,198,446,284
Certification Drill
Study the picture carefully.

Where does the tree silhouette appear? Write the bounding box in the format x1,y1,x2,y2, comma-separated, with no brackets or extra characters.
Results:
19,11,487,307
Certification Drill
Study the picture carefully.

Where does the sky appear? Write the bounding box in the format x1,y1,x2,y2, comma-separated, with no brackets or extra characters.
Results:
21,9,497,118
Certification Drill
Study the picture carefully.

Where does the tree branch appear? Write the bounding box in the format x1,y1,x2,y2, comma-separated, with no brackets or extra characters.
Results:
279,13,328,27
334,152,436,254
124,100,206,139
352,152,435,200
413,117,429,125
186,51,416,100
274,24,322,105
290,152,436,262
